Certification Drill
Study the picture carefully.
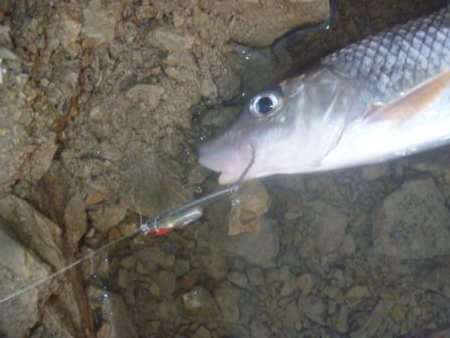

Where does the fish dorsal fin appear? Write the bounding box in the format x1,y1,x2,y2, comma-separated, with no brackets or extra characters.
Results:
364,70,450,123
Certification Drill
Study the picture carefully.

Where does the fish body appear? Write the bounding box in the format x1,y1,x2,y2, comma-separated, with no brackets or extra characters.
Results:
198,7,450,184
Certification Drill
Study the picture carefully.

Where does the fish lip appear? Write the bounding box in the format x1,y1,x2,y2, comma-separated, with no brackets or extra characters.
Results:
198,141,254,184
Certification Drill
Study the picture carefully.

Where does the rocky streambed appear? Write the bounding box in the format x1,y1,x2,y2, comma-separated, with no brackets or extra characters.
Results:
1,0,449,337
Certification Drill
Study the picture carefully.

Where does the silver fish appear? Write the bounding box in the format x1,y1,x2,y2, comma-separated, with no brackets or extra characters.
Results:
198,7,450,184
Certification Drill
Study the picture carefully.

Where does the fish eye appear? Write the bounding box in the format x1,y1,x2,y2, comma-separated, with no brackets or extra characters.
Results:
250,92,280,117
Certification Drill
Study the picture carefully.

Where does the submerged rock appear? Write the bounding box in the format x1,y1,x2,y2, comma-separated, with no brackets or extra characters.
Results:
0,227,50,338
372,178,450,259
209,218,279,267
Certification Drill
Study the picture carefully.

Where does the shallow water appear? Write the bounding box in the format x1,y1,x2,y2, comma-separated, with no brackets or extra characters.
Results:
1,0,450,337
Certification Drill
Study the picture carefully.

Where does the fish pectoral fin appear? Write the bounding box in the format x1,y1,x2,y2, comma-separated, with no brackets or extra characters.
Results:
364,70,450,123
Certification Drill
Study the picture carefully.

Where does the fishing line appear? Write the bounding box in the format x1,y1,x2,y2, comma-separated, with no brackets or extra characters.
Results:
0,226,141,304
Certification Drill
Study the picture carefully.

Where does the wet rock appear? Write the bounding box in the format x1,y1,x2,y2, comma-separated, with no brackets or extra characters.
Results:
180,267,202,290
297,273,316,296
88,200,127,233
119,256,136,270
117,268,132,290
334,304,349,333
340,233,357,255
208,0,330,46
81,0,123,48
144,320,161,336
345,285,370,308
390,304,408,322
210,217,279,267
192,325,211,338
125,84,164,111
155,271,177,298
246,266,265,286
101,292,138,338
135,245,175,269
352,300,395,338
310,201,348,254
214,281,241,323
182,286,220,319
298,295,326,325
372,178,450,258
227,181,270,236
202,253,228,280
64,193,87,252
227,270,248,289
0,227,50,338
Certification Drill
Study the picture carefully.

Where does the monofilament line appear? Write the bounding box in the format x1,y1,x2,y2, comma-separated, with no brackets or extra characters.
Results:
0,227,140,304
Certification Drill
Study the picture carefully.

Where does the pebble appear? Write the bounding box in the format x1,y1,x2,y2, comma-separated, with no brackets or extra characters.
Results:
203,253,228,280
144,320,161,335
227,270,248,289
246,266,265,286
182,286,219,318
155,271,177,298
120,256,136,270
214,282,241,323
192,326,211,338
335,305,349,333
345,285,370,307
297,273,316,296
135,245,175,269
390,304,408,322
117,268,132,289
180,267,202,290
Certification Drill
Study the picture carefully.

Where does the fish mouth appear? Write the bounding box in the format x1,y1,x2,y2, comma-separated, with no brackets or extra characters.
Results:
198,141,254,184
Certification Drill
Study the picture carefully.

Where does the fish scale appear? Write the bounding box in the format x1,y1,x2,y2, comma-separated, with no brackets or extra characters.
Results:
323,7,450,102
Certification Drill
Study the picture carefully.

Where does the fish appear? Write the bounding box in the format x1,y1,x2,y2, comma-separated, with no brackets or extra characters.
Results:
198,6,450,184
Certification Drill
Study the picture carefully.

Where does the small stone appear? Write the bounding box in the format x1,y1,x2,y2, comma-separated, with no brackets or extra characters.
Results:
173,258,190,277
155,271,177,298
180,267,202,290
144,320,161,335
117,268,132,289
345,285,370,307
97,322,111,338
390,305,408,322
247,266,265,286
202,253,228,280
297,273,316,296
210,218,279,267
280,280,297,297
372,178,450,258
335,305,348,333
125,84,164,111
298,296,325,325
227,271,248,289
120,256,136,269
88,201,127,233
340,234,357,255
227,180,270,236
192,326,211,338
135,245,175,268
214,281,241,323
64,193,87,251
310,201,348,254
182,287,219,318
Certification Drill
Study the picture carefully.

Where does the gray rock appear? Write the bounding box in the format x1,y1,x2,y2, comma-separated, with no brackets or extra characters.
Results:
372,178,450,258
0,227,50,338
298,296,326,325
135,245,175,269
101,292,138,338
227,271,249,289
202,253,228,280
182,286,219,318
209,218,279,267
334,304,348,333
310,201,348,254
155,271,177,298
297,273,316,296
214,281,241,323
246,267,265,286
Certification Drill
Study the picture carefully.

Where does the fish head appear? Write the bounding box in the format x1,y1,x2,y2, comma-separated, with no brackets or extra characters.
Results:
198,78,305,184
198,68,353,184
